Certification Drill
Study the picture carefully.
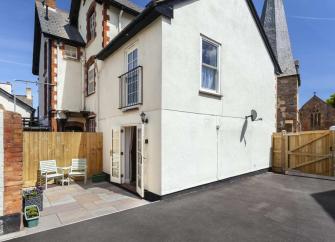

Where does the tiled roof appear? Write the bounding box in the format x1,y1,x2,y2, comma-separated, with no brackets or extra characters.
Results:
36,0,85,45
261,0,297,76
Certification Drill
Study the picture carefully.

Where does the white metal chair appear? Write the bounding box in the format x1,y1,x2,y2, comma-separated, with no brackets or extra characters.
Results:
69,159,87,184
40,160,64,190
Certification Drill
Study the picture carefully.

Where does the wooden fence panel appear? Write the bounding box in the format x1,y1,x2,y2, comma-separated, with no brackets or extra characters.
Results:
23,132,103,188
272,131,335,177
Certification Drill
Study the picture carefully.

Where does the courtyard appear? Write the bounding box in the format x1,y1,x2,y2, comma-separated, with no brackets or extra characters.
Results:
4,172,335,242
0,181,149,241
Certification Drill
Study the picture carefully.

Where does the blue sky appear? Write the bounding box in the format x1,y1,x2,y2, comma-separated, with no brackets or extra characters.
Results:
0,0,333,108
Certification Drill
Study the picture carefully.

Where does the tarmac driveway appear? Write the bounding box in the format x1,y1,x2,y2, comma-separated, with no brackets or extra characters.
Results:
7,172,335,242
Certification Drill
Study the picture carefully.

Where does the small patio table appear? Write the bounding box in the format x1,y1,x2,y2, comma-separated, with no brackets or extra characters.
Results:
57,167,71,186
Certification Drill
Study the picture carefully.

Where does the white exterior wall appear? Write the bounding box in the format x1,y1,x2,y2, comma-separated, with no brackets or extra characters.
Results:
160,0,277,195
97,19,163,195
0,95,31,118
56,46,82,112
0,111,4,216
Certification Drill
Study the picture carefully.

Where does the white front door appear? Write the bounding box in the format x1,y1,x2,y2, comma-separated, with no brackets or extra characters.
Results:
136,124,144,197
110,128,121,183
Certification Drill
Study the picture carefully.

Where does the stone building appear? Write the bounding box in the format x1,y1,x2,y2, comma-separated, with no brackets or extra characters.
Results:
261,0,301,132
299,94,335,131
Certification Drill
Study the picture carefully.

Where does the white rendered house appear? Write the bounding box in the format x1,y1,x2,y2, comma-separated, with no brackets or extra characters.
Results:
33,0,281,199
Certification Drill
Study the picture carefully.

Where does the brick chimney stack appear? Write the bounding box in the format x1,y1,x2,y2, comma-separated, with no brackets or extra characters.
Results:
44,0,56,9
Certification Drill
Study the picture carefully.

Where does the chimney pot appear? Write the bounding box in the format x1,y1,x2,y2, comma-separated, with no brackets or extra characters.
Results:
44,0,56,9
26,88,32,100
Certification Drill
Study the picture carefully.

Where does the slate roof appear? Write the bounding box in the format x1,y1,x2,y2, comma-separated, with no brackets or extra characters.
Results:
35,0,85,45
261,0,297,76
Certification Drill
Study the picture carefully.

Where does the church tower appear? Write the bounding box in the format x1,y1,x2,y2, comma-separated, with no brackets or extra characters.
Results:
261,0,301,132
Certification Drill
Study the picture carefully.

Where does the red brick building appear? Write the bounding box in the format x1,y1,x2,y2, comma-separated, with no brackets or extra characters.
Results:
299,95,335,131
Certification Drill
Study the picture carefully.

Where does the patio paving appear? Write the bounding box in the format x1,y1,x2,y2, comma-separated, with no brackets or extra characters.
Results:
5,172,335,242
0,181,149,241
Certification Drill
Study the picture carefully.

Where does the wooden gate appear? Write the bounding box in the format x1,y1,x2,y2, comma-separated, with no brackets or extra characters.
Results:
272,131,335,177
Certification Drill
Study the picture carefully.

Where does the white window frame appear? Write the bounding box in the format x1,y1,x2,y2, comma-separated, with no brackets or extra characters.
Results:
63,45,78,60
89,11,96,40
200,35,221,96
87,65,95,95
124,43,139,72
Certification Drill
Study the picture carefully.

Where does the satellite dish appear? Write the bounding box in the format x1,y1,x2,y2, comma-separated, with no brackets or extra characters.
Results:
251,110,258,122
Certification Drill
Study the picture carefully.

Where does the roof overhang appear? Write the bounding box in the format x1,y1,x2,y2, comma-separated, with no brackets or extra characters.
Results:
96,0,282,74
32,3,86,76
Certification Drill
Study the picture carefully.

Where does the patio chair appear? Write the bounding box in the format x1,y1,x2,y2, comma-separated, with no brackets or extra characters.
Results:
69,159,87,184
40,160,64,190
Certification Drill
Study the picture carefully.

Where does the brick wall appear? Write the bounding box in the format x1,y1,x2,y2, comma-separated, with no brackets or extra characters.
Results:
3,111,23,215
0,111,4,217
0,110,22,234
277,74,299,132
300,95,335,131
102,3,111,48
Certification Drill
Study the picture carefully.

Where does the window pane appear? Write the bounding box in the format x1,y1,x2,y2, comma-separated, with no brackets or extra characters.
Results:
202,40,217,67
202,65,217,90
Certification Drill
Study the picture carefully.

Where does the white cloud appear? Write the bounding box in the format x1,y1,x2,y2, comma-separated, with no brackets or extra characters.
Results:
0,58,30,67
290,15,335,21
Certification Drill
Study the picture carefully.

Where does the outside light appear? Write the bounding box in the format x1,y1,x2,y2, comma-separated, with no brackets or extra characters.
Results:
140,112,148,124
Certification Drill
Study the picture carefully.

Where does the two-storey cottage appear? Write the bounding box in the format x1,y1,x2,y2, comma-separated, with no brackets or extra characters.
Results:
33,0,281,199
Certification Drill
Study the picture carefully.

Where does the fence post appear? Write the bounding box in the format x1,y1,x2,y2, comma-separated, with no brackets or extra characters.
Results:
280,130,287,174
331,130,335,176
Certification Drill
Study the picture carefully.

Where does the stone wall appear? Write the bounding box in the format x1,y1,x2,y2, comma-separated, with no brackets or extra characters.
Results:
277,74,299,132
0,110,23,235
300,95,335,131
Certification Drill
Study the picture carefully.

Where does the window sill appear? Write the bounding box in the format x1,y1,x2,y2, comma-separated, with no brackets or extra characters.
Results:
63,57,79,62
86,91,96,97
199,89,222,98
120,104,141,112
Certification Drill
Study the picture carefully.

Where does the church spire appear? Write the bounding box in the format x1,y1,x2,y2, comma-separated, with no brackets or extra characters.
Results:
261,0,297,76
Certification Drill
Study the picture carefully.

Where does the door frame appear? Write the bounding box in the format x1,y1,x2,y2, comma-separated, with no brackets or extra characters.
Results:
116,124,144,197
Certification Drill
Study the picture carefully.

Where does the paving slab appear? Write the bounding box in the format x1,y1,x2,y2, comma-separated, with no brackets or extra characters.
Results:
0,181,148,241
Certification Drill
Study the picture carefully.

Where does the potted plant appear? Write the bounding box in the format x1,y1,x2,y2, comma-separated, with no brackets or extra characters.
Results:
23,187,43,211
24,205,40,228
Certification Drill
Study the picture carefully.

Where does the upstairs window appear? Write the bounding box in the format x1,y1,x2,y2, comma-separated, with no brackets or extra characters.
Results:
201,36,220,94
64,45,78,60
87,64,95,95
87,3,96,43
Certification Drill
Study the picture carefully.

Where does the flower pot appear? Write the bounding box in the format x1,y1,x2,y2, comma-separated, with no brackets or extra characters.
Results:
24,205,40,228
23,187,43,211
